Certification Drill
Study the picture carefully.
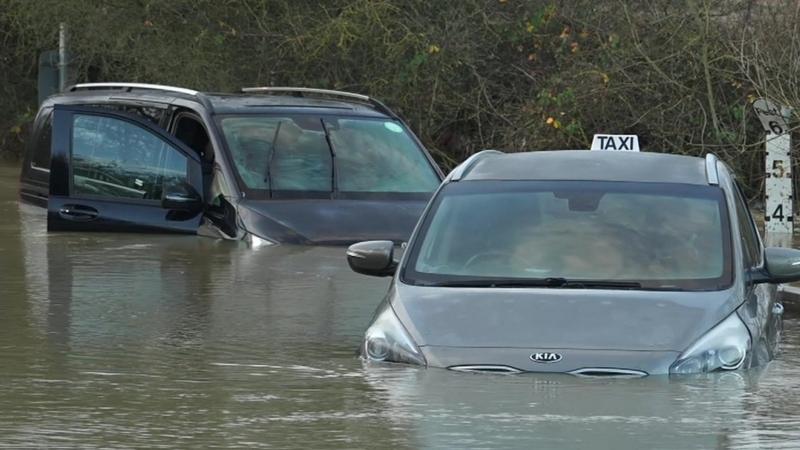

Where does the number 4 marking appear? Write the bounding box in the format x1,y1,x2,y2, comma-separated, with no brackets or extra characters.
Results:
772,204,785,221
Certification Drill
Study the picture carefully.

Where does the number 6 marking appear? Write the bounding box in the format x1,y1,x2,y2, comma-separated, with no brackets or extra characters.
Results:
769,120,784,135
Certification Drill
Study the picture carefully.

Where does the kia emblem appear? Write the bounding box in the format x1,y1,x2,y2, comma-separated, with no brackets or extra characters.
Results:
530,352,563,363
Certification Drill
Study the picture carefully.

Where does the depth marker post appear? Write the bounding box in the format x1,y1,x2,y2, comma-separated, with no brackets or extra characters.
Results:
754,98,793,247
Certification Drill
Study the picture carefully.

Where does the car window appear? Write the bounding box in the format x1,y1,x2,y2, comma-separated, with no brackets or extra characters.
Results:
325,118,440,193
733,181,762,267
406,181,733,291
71,114,188,201
220,116,332,192
31,109,53,170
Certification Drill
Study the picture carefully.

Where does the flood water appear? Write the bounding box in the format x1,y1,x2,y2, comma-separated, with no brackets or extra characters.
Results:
1,163,800,449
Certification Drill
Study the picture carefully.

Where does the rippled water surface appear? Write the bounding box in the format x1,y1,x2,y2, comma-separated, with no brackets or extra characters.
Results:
1,164,800,449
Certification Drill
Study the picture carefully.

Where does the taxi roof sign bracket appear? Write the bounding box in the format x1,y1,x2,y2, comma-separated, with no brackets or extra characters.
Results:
705,153,719,185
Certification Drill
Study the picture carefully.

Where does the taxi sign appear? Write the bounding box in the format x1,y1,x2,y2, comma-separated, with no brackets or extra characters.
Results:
591,134,640,152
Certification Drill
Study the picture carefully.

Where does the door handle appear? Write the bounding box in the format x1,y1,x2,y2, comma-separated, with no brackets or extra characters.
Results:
59,204,99,222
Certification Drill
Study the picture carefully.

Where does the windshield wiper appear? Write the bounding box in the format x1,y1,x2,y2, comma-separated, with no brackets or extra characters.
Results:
555,279,642,290
264,121,283,198
417,278,643,289
320,119,337,194
419,277,569,288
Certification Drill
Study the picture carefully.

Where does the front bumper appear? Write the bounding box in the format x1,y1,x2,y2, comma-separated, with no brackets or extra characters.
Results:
421,346,681,376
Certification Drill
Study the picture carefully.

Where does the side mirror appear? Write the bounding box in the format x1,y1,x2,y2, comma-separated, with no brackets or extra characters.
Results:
751,247,800,284
347,240,398,277
162,183,203,214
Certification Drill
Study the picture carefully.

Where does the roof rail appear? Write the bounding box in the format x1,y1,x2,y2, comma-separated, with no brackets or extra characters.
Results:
68,82,199,96
240,86,401,120
705,153,719,185
242,86,368,101
448,150,504,182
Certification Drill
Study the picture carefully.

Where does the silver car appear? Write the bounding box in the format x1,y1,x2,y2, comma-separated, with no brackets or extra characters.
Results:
347,150,800,376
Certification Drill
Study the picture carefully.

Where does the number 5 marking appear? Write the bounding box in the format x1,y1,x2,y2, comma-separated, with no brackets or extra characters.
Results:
773,160,786,178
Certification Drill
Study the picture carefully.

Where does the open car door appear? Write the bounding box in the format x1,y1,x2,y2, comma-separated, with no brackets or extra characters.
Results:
48,105,205,234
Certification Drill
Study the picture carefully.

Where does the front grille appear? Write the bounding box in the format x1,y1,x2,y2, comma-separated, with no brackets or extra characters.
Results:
449,365,523,374
569,368,648,378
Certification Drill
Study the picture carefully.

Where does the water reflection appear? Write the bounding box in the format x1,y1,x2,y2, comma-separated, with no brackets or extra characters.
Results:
363,367,752,449
1,164,800,448
365,352,800,449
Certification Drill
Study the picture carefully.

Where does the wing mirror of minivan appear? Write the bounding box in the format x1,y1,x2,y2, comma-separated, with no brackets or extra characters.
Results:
162,183,203,214
751,247,800,284
347,240,398,277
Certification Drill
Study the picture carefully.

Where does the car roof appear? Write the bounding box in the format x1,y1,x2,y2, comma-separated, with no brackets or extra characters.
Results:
42,85,392,118
201,93,388,117
458,150,711,185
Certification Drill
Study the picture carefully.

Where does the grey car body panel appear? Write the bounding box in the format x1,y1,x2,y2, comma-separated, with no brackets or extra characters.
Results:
238,199,428,245
715,163,781,368
391,283,740,351
365,151,783,375
423,346,680,374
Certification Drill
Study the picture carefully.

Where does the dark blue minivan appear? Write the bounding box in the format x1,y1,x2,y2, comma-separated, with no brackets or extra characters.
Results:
19,84,443,245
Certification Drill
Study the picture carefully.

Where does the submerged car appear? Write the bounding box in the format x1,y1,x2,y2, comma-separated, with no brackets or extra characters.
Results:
19,83,442,245
348,150,799,375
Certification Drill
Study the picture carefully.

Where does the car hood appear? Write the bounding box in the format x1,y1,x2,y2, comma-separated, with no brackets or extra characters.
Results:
238,198,429,245
391,283,741,352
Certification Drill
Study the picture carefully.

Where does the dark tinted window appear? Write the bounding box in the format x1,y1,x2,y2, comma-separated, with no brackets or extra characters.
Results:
71,114,188,201
733,182,761,267
31,109,53,170
174,115,210,156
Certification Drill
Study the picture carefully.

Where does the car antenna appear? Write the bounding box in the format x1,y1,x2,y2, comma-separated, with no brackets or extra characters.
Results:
265,121,283,199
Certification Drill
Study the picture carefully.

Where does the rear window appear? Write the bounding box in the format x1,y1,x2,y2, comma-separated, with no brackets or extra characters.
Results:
404,180,733,291
219,115,439,199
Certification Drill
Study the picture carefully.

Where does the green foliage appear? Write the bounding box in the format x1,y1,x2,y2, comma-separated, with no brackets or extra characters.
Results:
0,0,797,194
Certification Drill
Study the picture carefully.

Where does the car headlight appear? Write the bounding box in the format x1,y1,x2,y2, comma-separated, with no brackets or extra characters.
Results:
361,303,426,366
670,313,751,375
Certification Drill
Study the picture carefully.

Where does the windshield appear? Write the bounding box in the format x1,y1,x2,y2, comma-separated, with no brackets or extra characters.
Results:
404,181,732,291
219,115,440,198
